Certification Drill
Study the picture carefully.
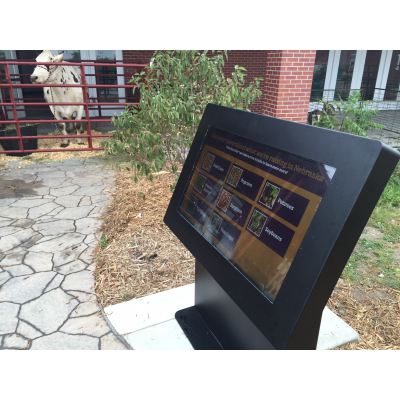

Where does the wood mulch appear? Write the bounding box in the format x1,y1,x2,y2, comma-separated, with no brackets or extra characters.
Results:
93,168,400,350
93,169,195,307
328,281,400,350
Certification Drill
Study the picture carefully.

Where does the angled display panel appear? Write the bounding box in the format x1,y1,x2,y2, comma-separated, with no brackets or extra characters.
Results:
178,127,336,301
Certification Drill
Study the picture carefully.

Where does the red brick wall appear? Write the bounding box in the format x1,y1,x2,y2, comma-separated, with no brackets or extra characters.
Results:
121,50,316,122
122,50,155,102
122,50,154,77
121,50,267,112
221,51,267,113
262,50,316,123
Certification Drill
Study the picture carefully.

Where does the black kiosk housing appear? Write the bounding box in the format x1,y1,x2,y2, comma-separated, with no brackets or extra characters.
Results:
163,104,399,350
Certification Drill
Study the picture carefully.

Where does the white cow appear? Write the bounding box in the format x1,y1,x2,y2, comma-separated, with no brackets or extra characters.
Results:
30,50,87,147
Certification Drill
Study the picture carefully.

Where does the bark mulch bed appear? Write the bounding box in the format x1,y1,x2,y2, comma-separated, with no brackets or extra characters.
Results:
328,281,400,350
93,169,195,307
94,168,400,350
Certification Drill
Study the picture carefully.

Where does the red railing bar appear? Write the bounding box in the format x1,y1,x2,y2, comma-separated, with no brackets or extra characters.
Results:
1,58,127,62
0,147,106,154
0,102,133,106
0,134,111,140
0,61,148,67
0,119,115,123
0,109,129,114
0,84,139,88
4,97,134,101
1,102,135,106
1,58,126,61
2,73,128,77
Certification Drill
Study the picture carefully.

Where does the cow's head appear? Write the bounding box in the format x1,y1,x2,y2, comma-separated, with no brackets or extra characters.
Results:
30,50,64,84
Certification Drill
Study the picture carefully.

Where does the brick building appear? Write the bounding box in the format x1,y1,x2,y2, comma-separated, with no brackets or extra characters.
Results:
121,50,400,125
122,50,316,124
1,50,399,124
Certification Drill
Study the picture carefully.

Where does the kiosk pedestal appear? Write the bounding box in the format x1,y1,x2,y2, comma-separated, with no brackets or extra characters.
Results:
176,260,275,349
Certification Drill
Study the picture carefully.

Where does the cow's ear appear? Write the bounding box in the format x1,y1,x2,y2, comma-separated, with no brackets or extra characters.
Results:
53,52,64,63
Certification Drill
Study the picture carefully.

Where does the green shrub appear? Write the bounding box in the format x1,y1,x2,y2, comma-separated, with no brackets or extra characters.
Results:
379,160,400,207
103,50,263,192
315,91,384,137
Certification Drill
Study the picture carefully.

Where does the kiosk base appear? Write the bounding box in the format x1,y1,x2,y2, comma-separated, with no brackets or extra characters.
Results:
103,264,359,350
175,307,223,350
176,260,275,349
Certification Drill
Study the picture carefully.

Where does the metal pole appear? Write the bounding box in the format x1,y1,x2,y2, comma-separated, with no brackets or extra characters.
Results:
5,64,23,152
95,65,102,118
80,64,93,150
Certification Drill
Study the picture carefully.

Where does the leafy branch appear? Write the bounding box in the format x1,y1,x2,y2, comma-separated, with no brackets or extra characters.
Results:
316,91,385,136
103,51,263,192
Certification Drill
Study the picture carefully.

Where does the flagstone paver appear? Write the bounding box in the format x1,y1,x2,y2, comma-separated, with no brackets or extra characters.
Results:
0,302,20,334
0,207,28,219
62,270,94,292
2,252,25,265
25,252,53,272
101,332,128,350
55,195,82,208
54,205,94,220
54,260,87,275
7,264,34,277
17,320,42,339
30,332,99,350
53,246,88,267
44,274,64,293
60,314,110,337
12,219,35,229
32,219,75,236
0,160,127,350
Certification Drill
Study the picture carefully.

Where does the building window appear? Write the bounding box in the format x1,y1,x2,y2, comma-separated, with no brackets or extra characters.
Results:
95,50,119,103
310,50,329,101
384,50,400,101
361,50,382,100
334,50,357,100
51,50,80,61
0,50,9,101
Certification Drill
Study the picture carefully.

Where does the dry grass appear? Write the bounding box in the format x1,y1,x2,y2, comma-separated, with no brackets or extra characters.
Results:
0,130,111,166
93,169,195,307
328,282,400,349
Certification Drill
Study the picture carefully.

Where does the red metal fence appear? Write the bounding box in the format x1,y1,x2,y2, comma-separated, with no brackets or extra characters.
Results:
0,60,148,154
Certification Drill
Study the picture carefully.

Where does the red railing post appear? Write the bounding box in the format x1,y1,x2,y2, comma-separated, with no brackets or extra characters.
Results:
4,64,23,151
0,86,9,127
95,64,102,118
80,65,93,150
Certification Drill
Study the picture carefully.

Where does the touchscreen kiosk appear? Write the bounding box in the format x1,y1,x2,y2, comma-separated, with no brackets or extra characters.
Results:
164,104,399,349
178,126,336,301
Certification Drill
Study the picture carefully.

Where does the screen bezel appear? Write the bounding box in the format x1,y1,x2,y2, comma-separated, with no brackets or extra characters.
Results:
164,103,397,349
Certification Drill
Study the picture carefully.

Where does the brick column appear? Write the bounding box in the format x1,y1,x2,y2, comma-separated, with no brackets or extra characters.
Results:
262,50,316,124
121,51,154,102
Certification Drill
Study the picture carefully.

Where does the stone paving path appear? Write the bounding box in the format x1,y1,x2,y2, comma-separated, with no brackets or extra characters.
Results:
0,158,127,350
